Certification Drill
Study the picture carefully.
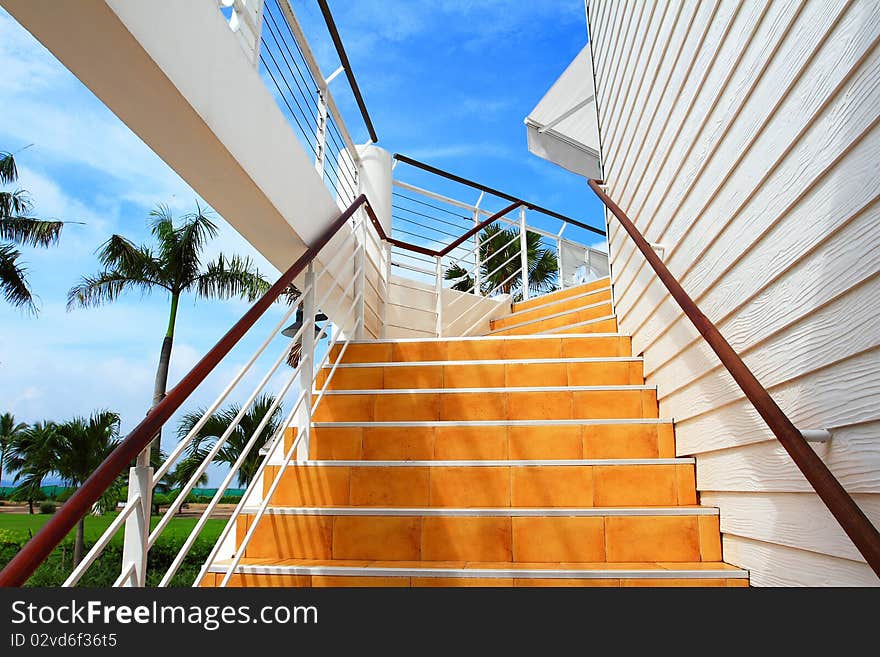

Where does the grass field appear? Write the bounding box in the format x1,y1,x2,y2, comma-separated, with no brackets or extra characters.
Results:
0,512,225,545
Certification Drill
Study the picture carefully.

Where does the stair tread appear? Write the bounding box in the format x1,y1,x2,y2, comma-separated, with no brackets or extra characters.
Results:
208,558,747,577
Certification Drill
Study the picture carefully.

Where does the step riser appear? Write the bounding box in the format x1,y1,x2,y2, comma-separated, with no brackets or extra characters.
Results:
300,424,676,460
202,573,747,588
330,336,631,364
491,303,613,336
549,317,619,334
236,513,720,563
512,277,611,313
262,463,697,508
317,361,644,390
491,289,612,328
312,390,658,422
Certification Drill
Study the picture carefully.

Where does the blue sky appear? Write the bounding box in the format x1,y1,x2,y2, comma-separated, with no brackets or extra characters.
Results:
0,1,603,485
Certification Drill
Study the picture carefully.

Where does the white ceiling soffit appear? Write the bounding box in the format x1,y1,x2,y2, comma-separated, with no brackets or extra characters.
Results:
525,44,602,180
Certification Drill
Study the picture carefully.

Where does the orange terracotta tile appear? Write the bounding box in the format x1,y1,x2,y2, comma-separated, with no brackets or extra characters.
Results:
514,578,620,587
374,393,440,421
311,575,410,587
557,317,618,334
310,427,363,460
575,302,614,324
512,517,605,562
322,367,384,390
508,425,582,460
572,390,645,419
511,465,593,507
198,573,216,587
284,426,298,452
605,516,701,562
313,394,374,422
560,336,624,358
440,392,506,420
412,577,513,587
392,341,447,362
333,342,392,364
242,514,333,559
566,361,633,386
621,578,727,587
627,361,645,384
265,465,350,506
384,365,443,389
443,363,506,388
361,426,435,460
421,517,513,561
349,466,430,506
332,516,421,561
582,424,659,459
506,362,567,387
726,579,750,587
641,388,659,417
593,465,678,506
500,338,562,359
433,426,508,460
220,573,311,587
676,464,697,505
698,515,722,561
657,423,676,458
507,391,572,420
446,340,506,360
429,466,510,507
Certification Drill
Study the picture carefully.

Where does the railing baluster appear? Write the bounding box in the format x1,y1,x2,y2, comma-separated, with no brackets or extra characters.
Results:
298,262,316,461
120,450,152,587
435,255,443,337
519,206,529,301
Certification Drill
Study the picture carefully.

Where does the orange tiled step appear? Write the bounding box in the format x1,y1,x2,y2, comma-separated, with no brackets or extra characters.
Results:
302,420,676,460
550,317,619,334
261,459,697,508
512,277,611,313
490,285,612,329
316,357,644,390
330,334,631,364
234,507,721,563
201,559,748,587
312,386,658,422
488,301,614,336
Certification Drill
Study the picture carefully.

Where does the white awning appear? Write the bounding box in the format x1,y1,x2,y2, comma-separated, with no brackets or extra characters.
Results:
525,44,602,179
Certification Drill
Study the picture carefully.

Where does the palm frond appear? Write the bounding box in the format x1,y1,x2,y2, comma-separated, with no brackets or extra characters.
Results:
0,243,35,312
444,263,474,293
0,152,17,185
0,216,63,247
67,271,161,310
96,234,160,276
192,253,270,301
0,189,33,219
161,204,219,286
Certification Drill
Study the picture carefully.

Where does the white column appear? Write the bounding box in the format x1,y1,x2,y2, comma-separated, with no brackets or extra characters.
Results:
120,449,152,587
519,206,530,301
297,263,316,461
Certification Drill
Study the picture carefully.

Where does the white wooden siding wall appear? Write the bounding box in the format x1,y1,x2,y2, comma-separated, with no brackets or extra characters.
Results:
588,0,880,586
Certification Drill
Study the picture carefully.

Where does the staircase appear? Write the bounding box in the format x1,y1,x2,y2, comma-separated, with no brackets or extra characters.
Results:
201,277,749,587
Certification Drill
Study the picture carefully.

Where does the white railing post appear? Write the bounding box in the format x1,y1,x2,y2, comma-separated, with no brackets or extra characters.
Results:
519,206,530,301
224,0,265,67
120,448,152,587
435,255,443,337
381,242,391,338
297,262,316,461
354,214,366,339
473,208,482,297
314,91,328,179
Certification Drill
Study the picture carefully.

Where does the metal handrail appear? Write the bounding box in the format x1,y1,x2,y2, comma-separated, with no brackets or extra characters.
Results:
0,194,371,587
395,153,605,236
587,179,880,576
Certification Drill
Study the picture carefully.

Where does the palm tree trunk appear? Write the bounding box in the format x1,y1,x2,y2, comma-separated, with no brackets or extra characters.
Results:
73,517,85,567
28,497,34,514
149,293,179,466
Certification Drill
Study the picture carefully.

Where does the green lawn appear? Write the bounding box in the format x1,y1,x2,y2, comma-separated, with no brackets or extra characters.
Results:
0,512,225,545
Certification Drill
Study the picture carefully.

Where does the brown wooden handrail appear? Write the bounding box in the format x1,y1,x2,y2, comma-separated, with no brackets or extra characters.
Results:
0,194,370,587
587,179,880,576
364,200,523,259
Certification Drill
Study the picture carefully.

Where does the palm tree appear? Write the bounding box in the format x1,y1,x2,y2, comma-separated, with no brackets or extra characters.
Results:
445,222,557,301
175,394,283,489
0,150,64,313
67,205,271,464
8,421,59,515
0,412,27,486
54,411,123,566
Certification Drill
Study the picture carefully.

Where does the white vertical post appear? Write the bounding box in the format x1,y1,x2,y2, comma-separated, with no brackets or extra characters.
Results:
120,448,152,587
354,214,366,339
435,255,443,338
519,206,530,301
556,224,566,291
297,262,316,461
473,208,482,296
381,242,391,339
314,92,328,180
